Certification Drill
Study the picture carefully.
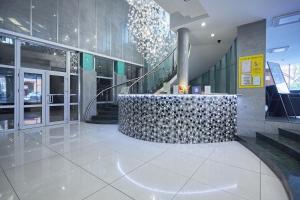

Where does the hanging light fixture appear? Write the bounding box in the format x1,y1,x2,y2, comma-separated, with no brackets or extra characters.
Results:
127,0,176,66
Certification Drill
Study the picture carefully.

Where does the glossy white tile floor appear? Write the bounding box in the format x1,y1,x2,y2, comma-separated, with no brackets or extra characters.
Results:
0,123,288,200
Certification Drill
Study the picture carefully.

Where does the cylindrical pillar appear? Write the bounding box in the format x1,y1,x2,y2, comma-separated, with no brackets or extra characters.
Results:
177,28,190,88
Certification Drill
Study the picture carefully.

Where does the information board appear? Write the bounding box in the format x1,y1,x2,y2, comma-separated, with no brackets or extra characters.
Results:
238,54,264,88
267,62,289,94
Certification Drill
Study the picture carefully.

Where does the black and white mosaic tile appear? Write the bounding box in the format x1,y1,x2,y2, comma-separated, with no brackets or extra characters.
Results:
118,94,237,144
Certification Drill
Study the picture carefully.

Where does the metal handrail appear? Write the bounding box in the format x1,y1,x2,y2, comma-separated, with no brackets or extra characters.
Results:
84,47,177,121
83,77,139,121
128,47,177,93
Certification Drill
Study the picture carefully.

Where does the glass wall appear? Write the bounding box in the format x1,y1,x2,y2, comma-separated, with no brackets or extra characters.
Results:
0,35,15,130
95,56,114,102
266,19,300,120
0,0,143,65
190,40,237,94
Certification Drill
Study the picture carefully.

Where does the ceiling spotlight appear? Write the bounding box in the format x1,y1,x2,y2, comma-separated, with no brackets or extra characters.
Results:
201,22,206,27
211,33,215,38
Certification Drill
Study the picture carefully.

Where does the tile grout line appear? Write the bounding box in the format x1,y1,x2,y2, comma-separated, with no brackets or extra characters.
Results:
38,130,169,200
9,125,124,199
21,129,125,200
21,127,256,200
207,157,261,174
0,166,22,200
82,148,168,200
170,147,217,200
0,130,60,171
260,160,262,200
171,148,253,200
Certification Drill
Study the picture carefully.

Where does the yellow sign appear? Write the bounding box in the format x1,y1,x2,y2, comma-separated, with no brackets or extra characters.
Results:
238,54,264,88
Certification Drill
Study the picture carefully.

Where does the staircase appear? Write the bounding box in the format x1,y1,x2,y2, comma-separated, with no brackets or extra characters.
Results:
86,103,118,124
238,129,300,200
84,48,177,124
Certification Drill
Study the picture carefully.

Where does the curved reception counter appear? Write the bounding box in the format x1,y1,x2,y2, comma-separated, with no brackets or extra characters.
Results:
118,94,237,144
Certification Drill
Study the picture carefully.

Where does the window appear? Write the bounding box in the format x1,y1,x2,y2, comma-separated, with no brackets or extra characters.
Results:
280,64,300,91
0,68,14,105
126,64,141,93
0,36,14,66
95,56,113,77
97,78,113,102
21,41,66,72
0,67,15,130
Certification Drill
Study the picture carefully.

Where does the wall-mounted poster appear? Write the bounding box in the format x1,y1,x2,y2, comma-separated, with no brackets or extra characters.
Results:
238,54,264,88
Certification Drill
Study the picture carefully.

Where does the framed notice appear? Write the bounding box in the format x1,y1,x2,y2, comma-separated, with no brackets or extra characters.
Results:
238,54,264,88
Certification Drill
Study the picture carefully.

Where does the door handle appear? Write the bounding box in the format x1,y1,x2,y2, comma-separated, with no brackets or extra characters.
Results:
48,95,53,104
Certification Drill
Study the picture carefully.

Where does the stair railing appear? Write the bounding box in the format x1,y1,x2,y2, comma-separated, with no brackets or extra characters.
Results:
128,47,177,94
84,47,177,122
83,77,139,121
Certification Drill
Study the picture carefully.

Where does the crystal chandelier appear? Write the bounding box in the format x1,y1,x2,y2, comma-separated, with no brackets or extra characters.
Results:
127,0,176,66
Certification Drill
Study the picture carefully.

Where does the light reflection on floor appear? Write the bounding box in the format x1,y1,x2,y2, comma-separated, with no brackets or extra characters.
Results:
0,123,288,200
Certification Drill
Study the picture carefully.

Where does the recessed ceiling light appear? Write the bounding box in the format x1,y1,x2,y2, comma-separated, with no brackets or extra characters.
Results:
201,22,206,27
268,46,289,53
273,11,300,27
211,33,215,38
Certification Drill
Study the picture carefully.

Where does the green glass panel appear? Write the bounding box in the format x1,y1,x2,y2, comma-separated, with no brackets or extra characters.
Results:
114,61,125,75
80,53,94,71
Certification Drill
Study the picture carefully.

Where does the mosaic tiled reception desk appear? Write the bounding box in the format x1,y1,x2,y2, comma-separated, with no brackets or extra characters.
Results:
118,94,238,143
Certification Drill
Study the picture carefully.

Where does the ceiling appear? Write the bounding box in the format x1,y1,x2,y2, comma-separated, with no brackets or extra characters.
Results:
267,20,300,65
155,0,300,81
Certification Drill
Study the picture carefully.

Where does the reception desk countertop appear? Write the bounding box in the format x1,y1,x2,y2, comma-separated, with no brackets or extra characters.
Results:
118,94,237,144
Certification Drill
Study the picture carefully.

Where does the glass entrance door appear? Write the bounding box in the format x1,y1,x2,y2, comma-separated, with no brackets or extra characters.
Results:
20,69,67,129
20,69,45,129
46,72,67,125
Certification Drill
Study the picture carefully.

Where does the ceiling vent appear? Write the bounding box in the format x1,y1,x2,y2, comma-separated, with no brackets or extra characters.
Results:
273,11,300,27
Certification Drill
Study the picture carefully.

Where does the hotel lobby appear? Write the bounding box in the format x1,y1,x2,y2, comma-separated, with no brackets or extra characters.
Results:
0,0,300,200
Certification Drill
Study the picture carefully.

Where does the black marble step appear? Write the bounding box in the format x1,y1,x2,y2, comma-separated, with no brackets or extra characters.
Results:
91,115,118,120
99,107,118,112
256,132,300,161
238,136,300,200
98,110,119,115
86,119,118,124
98,104,118,108
279,129,300,142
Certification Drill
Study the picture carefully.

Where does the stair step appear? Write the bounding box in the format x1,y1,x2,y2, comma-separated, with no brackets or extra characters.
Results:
91,115,118,120
99,107,118,112
97,113,118,118
238,136,300,200
279,128,300,142
256,132,300,161
86,119,118,124
98,110,118,115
